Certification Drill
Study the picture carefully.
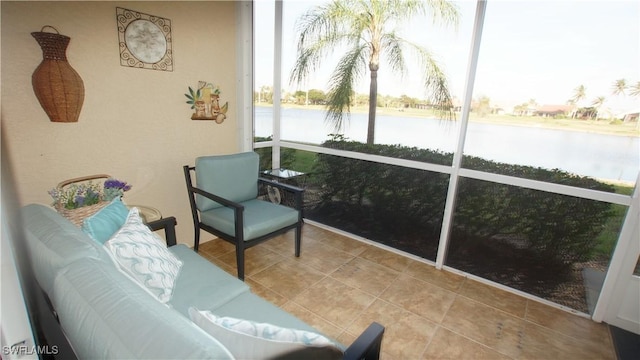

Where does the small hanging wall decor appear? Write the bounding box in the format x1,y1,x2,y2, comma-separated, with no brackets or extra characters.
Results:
116,7,173,71
185,82,228,123
31,26,85,123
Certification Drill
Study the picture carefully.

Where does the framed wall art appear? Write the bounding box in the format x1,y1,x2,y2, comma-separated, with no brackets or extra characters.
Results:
116,7,173,71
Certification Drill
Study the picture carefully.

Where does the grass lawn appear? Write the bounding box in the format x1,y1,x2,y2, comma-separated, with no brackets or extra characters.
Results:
594,183,635,259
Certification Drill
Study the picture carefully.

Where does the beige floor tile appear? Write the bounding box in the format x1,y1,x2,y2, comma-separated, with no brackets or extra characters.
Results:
280,301,344,341
198,224,615,360
320,233,371,256
380,273,457,323
360,246,413,272
441,297,525,358
289,240,355,274
302,225,331,240
347,299,438,359
250,259,325,298
293,277,376,329
331,257,400,296
525,300,612,346
244,278,288,307
459,279,528,318
404,261,466,292
520,322,616,360
259,232,299,256
201,253,237,276
423,327,512,360
198,238,235,257
335,333,355,355
217,244,284,277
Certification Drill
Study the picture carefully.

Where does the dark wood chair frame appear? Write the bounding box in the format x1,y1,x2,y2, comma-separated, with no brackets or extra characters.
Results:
184,165,305,280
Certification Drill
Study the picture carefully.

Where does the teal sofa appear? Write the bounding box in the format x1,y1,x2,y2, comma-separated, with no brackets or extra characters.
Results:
20,204,383,359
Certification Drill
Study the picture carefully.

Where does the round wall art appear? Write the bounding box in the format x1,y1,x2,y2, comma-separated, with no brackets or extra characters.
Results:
116,7,173,71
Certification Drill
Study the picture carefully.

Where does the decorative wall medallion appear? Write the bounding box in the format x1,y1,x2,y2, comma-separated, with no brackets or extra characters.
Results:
116,7,173,71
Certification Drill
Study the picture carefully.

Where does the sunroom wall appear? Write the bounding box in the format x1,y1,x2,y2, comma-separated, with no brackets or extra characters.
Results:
1,0,241,245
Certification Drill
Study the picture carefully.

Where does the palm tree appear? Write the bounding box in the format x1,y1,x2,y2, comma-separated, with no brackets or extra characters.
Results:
629,81,640,97
611,78,627,96
571,85,586,104
289,0,459,145
570,85,586,118
591,96,606,120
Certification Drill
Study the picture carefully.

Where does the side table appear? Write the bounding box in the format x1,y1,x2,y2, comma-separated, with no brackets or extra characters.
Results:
261,168,307,205
128,205,162,223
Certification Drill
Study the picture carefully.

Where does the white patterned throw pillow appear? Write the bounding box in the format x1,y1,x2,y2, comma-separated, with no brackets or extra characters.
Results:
189,308,343,359
104,208,182,303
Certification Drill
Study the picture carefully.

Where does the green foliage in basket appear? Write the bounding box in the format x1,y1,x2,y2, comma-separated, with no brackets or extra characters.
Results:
49,178,132,210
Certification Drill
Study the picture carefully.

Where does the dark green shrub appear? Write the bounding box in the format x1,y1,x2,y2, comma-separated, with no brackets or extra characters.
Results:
313,137,615,267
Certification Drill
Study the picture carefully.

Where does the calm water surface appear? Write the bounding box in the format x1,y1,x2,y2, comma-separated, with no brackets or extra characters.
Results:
255,106,639,183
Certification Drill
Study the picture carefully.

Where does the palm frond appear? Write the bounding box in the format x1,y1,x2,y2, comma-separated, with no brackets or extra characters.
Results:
380,32,408,76
325,45,368,132
630,81,640,97
401,41,455,120
290,1,362,86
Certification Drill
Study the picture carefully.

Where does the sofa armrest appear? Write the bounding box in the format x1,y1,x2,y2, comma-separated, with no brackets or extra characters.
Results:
146,216,177,247
343,322,384,360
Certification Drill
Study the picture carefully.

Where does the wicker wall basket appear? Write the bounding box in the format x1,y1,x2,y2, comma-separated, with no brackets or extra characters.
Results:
31,26,85,123
54,174,111,227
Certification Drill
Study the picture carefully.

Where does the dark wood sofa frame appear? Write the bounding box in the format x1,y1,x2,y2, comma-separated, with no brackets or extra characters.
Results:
29,216,384,360
151,217,385,360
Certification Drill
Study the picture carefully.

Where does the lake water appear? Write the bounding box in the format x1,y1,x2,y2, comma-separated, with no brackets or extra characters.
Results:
255,106,640,183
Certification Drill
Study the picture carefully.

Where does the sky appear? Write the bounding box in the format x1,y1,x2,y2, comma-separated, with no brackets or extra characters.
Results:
255,0,640,112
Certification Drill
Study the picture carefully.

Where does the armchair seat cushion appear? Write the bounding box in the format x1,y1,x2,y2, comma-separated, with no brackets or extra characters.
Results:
199,199,299,241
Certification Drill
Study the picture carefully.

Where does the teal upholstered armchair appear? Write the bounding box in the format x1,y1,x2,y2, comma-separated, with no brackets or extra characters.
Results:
183,152,304,280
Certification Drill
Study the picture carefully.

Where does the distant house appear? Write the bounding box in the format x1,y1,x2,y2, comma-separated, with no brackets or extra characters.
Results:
622,108,640,122
535,104,574,118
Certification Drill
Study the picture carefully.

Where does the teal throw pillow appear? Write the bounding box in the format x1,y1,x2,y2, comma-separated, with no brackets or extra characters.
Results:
82,197,130,244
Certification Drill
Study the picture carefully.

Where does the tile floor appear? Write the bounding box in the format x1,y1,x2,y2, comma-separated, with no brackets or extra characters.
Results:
197,224,616,359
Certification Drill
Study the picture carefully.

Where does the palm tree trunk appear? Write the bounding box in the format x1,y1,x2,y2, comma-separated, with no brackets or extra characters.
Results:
367,69,378,145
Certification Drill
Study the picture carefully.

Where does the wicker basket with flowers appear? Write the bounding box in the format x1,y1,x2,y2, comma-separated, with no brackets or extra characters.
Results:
48,174,132,227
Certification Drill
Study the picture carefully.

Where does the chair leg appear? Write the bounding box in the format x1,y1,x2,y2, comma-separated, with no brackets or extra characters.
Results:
193,226,200,252
295,224,302,257
236,247,245,281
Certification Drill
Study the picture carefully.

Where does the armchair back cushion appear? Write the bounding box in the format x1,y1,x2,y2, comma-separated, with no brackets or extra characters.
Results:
195,152,259,212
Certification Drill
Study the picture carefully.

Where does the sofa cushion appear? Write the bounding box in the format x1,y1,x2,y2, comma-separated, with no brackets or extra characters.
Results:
51,258,234,359
167,244,250,316
21,204,110,296
195,152,259,211
190,308,342,360
81,197,130,244
104,208,182,303
200,199,299,240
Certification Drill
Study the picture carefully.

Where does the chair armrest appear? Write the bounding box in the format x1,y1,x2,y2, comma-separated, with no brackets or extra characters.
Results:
342,322,385,360
190,186,244,210
146,216,178,247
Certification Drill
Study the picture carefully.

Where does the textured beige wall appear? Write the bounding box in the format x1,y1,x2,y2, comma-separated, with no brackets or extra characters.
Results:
2,1,240,245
